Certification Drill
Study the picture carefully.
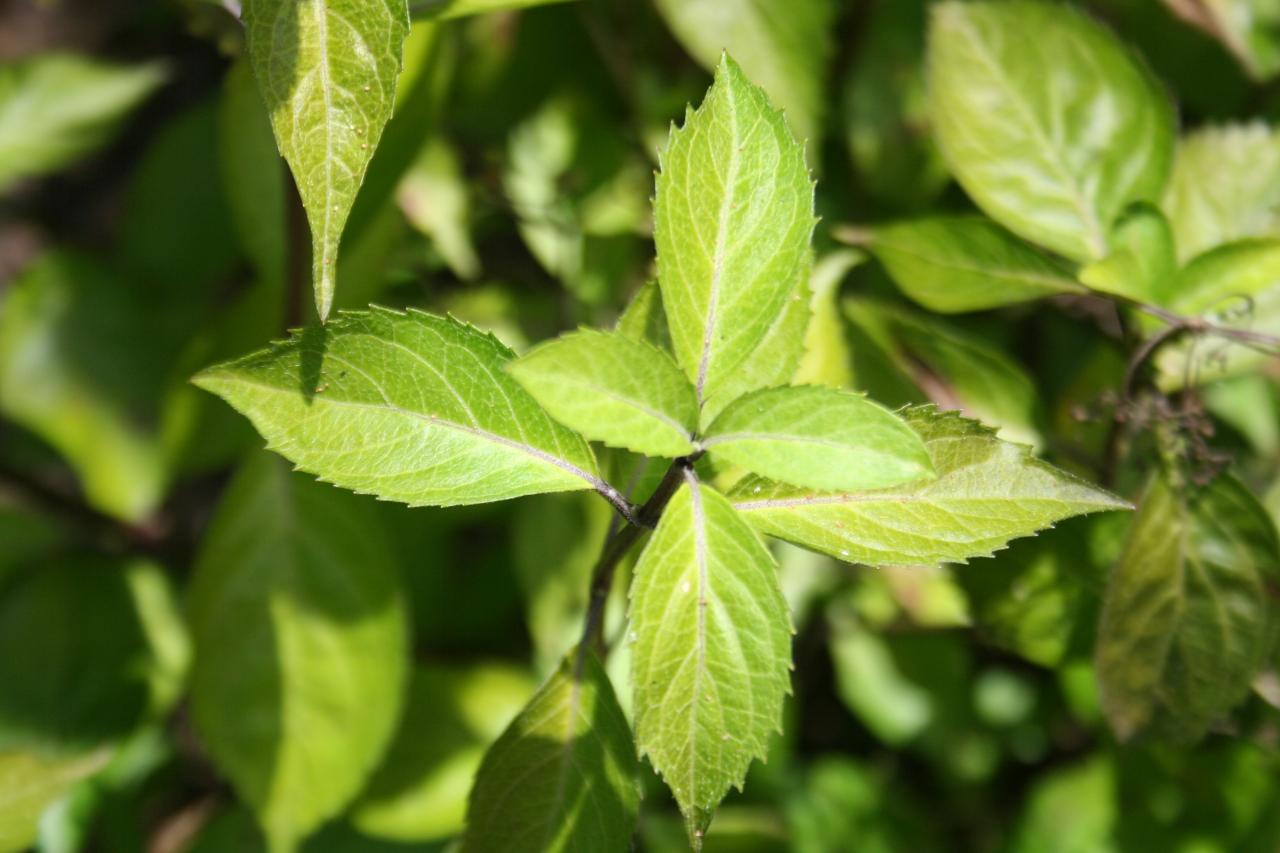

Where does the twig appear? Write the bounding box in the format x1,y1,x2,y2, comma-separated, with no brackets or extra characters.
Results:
576,455,695,668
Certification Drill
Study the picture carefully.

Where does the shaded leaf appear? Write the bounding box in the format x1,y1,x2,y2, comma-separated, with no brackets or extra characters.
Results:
189,454,408,851
794,250,863,388
616,281,673,351
703,385,934,492
398,135,480,280
869,217,1080,313
243,0,411,320
509,329,698,458
352,664,534,842
462,653,640,853
654,54,816,405
0,558,188,751
1165,0,1280,80
730,406,1128,567
928,1,1175,262
195,308,602,507
412,0,577,20
1096,474,1280,741
0,53,163,190
630,478,791,843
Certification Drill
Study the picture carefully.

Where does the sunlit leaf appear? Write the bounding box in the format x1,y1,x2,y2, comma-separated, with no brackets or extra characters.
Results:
730,406,1128,567
243,0,411,320
412,0,577,20
509,329,698,458
703,385,934,492
794,250,862,388
928,1,1175,262
630,479,791,844
0,748,112,853
195,308,603,507
654,54,816,406
1079,203,1177,305
189,454,408,851
352,664,534,842
462,653,640,853
1096,474,1280,741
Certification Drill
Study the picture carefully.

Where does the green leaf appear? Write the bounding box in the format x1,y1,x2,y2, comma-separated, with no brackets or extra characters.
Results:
927,1,1175,262
1008,757,1117,853
194,308,603,507
189,453,408,851
654,54,816,405
0,557,188,752
1157,239,1280,386
653,0,835,150
461,652,640,853
1163,122,1280,262
412,0,577,20
0,748,112,853
730,406,1129,567
869,217,1081,313
616,281,673,351
698,272,811,427
844,300,1042,447
630,478,792,842
398,136,480,280
219,57,287,289
1095,474,1280,742
509,329,698,458
352,664,534,842
0,53,164,191
243,0,411,321
794,250,863,389
1079,203,1178,305
703,386,934,492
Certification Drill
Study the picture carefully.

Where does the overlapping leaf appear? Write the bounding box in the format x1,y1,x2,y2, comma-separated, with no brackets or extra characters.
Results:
703,385,934,492
653,0,835,148
462,653,640,853
194,308,603,507
243,0,410,320
509,329,698,458
927,1,1175,262
870,217,1081,313
630,478,792,844
654,54,816,405
1163,123,1280,262
189,454,408,851
730,407,1128,567
1096,474,1280,741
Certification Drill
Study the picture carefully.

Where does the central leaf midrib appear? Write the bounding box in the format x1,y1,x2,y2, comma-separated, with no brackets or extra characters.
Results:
696,77,742,401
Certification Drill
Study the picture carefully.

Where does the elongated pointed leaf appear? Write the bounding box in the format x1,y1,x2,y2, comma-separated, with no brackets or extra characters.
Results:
194,308,603,507
703,386,933,492
1096,474,1280,742
461,653,640,853
730,407,1128,567
244,0,410,320
927,1,1175,262
508,329,698,458
412,0,576,20
655,54,816,404
630,478,792,843
1163,123,1280,262
189,454,408,851
794,250,863,388
870,217,1081,313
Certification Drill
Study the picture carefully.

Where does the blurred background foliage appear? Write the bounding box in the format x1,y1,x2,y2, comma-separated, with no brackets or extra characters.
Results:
1,0,1280,850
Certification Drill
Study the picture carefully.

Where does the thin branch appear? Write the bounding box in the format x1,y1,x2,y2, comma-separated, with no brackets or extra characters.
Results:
577,455,695,669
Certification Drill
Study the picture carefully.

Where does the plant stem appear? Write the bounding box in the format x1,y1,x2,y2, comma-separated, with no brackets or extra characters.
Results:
577,455,695,665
